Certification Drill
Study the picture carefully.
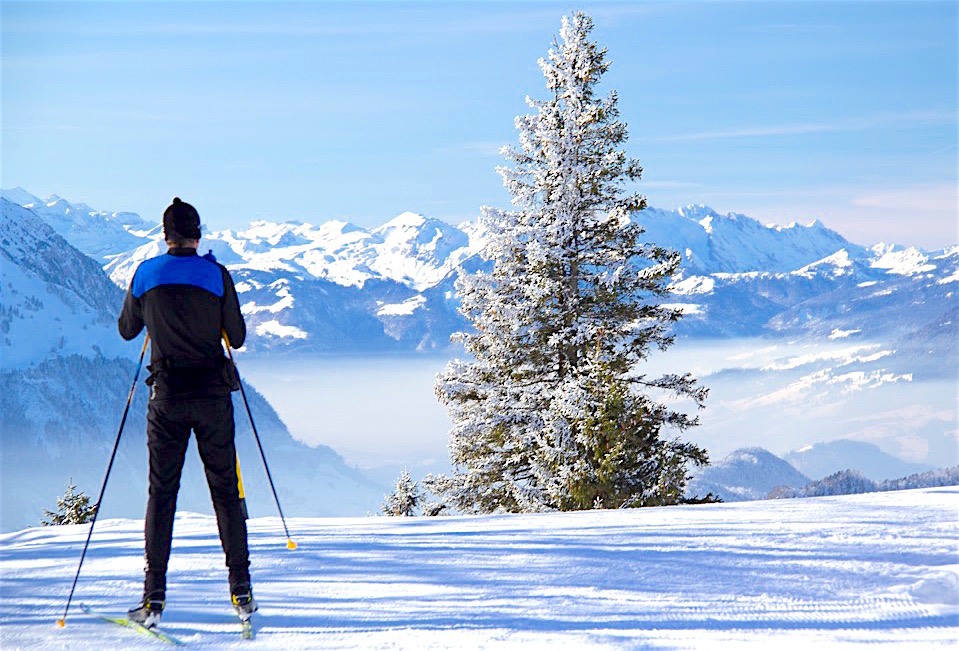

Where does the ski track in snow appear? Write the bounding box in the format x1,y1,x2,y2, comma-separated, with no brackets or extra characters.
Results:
1,488,957,650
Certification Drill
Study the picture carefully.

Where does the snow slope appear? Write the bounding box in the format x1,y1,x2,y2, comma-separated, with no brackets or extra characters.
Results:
1,488,956,650
0,198,129,366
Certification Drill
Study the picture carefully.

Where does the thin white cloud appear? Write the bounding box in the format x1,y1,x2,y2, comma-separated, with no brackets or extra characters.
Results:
851,184,958,214
651,109,956,142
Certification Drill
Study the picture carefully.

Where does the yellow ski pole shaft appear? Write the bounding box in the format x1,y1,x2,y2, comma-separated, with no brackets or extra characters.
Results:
236,455,248,520
222,330,296,550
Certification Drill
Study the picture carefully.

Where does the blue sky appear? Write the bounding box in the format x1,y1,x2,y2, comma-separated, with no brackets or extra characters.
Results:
3,1,956,248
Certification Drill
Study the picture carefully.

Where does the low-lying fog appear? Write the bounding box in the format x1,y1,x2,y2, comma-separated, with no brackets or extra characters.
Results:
238,338,958,482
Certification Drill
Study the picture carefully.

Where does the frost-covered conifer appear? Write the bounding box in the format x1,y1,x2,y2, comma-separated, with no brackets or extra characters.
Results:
434,12,708,513
41,480,97,526
382,470,421,517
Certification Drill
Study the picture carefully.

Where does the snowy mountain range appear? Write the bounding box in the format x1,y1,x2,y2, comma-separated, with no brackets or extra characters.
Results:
638,206,957,358
0,196,388,531
4,188,953,362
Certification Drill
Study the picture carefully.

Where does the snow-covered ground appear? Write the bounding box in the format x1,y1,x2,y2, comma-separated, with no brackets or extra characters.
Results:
1,488,956,650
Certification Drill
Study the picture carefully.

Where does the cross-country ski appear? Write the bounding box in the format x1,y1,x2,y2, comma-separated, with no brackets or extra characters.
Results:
79,603,185,646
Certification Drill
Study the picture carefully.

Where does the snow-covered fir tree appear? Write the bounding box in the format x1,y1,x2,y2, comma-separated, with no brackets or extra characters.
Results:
42,480,97,526
433,12,708,514
382,470,421,517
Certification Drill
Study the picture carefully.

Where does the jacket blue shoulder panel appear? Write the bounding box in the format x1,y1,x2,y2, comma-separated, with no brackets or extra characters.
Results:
131,253,225,298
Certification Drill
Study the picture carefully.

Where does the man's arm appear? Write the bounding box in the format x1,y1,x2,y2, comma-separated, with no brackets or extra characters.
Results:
221,266,246,349
118,278,144,341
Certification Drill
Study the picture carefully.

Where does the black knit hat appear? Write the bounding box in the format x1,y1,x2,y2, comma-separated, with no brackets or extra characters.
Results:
163,197,202,241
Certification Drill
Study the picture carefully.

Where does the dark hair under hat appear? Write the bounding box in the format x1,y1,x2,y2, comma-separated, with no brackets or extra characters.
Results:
163,197,202,241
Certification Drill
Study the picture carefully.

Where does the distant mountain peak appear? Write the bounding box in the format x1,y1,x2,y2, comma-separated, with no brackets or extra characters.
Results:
373,211,433,234
727,447,779,461
676,204,718,218
794,249,856,277
687,446,811,501
784,439,934,482
0,187,42,206
321,219,365,236
870,246,936,276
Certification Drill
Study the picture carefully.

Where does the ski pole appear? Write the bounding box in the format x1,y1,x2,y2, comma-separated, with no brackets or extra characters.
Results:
57,334,150,627
222,330,296,550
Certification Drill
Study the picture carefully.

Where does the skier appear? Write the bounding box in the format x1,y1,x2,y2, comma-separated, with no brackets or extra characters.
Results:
118,197,256,628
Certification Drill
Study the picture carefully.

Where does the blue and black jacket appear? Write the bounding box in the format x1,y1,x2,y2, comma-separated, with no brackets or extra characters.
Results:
119,247,246,398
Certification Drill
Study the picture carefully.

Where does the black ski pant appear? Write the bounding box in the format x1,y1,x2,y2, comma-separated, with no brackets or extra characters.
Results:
143,395,250,597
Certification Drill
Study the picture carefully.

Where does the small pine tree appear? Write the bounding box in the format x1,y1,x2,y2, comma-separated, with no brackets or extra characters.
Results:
434,12,709,514
381,470,421,517
42,480,97,526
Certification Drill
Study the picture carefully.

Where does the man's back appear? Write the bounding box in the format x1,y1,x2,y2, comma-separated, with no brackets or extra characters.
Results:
119,246,245,398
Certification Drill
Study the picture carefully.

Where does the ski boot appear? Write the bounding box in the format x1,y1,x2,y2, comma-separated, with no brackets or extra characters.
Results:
231,585,258,622
128,592,164,629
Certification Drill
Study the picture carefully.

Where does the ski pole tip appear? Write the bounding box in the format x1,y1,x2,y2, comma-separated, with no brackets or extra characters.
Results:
56,619,65,628
287,539,297,550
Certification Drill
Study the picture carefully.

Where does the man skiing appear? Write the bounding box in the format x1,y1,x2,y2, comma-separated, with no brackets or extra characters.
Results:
118,197,256,628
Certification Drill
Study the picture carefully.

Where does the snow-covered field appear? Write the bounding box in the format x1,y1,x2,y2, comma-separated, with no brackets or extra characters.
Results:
1,488,956,650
